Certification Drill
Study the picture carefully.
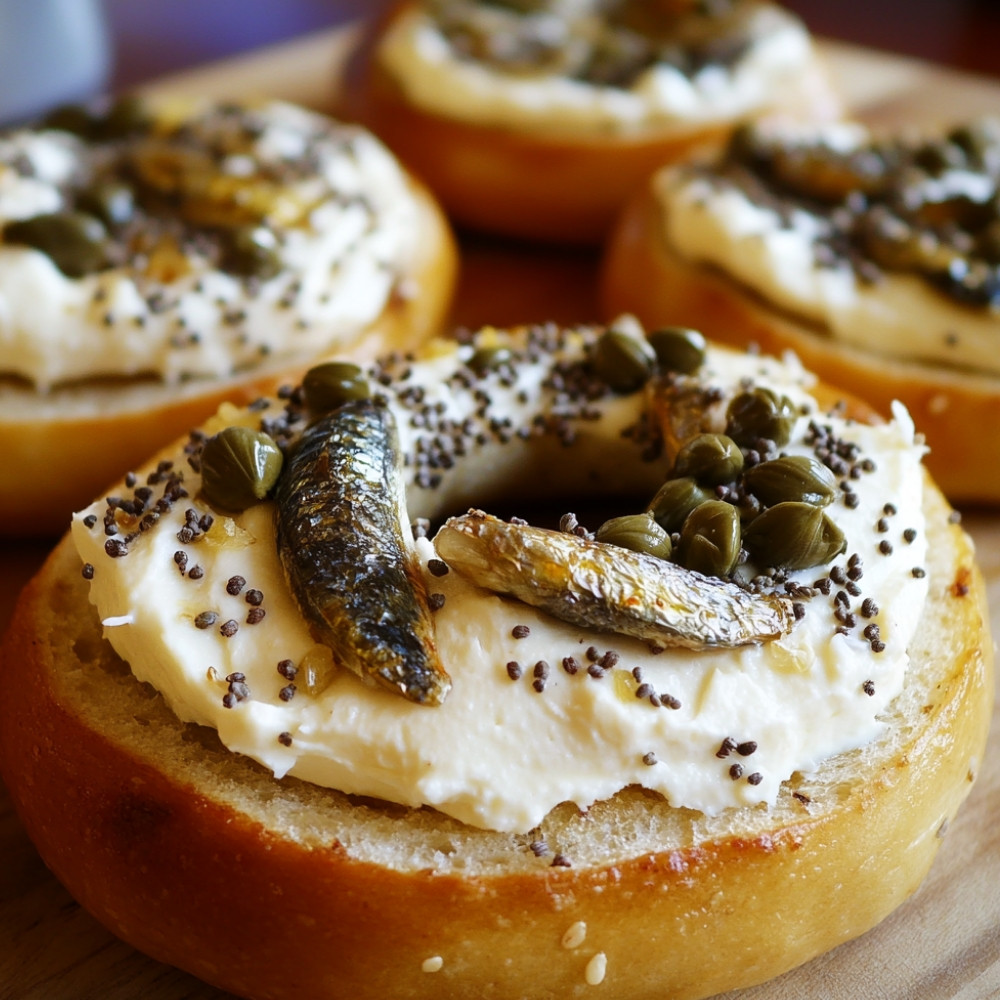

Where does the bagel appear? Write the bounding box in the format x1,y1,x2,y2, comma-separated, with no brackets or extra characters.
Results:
342,0,839,244
0,96,457,536
0,318,991,1000
600,118,1000,503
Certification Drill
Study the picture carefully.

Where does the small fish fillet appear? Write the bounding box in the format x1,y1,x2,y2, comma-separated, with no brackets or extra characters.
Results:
435,511,795,649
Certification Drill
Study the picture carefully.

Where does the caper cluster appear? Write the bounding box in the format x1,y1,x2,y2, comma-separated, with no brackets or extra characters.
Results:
588,323,707,392
722,118,1000,308
594,386,845,579
1,98,283,281
432,0,750,88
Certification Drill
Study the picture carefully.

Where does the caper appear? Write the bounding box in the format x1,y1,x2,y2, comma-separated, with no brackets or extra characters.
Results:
94,95,152,140
645,476,714,533
595,512,673,560
200,426,284,512
302,362,371,414
590,327,657,393
675,500,741,578
947,119,1000,171
3,211,108,277
647,326,706,374
77,179,135,228
742,455,837,508
671,433,743,486
742,501,846,570
725,388,796,448
40,102,94,137
221,226,282,280
467,345,513,375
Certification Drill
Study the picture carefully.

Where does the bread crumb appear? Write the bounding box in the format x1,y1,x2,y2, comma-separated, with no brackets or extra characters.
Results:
585,952,607,986
561,921,587,949
421,956,444,973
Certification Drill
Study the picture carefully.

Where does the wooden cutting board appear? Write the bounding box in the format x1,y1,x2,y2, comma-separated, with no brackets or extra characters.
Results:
1,24,999,1000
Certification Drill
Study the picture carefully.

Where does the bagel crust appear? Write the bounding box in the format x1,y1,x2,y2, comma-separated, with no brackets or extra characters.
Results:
601,180,1000,504
342,1,839,244
0,336,992,998
0,102,458,537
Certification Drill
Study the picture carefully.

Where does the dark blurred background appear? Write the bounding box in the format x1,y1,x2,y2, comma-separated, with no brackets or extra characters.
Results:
104,0,1000,88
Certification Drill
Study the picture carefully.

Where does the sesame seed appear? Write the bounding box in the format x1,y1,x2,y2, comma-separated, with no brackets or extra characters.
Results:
585,952,607,987
421,957,444,974
561,921,587,949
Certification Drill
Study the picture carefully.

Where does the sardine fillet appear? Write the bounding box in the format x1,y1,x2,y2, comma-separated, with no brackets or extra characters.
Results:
435,511,795,648
275,400,450,705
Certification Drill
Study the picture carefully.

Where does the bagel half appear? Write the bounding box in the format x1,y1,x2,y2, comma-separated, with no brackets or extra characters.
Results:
600,131,1000,504
0,326,992,1000
343,1,839,245
0,99,457,536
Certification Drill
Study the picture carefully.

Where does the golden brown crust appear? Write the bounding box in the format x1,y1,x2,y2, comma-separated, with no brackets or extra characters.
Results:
600,182,1000,504
0,476,991,1000
342,2,838,246
0,176,457,537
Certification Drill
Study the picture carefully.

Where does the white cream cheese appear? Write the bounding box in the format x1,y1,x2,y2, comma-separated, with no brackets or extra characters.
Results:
0,101,422,390
656,154,1000,375
71,331,929,833
378,3,817,137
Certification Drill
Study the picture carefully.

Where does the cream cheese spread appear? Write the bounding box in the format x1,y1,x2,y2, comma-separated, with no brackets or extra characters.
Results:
0,101,422,390
378,2,817,137
656,122,1000,375
72,323,929,833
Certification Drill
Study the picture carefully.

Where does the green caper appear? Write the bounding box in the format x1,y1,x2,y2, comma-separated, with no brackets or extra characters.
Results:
221,226,282,280
302,362,371,414
647,326,706,374
947,119,1000,170
671,433,743,486
94,95,152,140
77,179,135,228
595,512,673,560
467,345,513,375
675,500,741,578
200,426,284,512
40,103,94,137
742,501,846,570
645,476,714,533
742,455,837,508
589,327,657,393
3,211,108,277
725,388,797,448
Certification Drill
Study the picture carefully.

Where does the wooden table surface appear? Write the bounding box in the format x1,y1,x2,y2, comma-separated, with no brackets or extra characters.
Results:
2,22,1000,1000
